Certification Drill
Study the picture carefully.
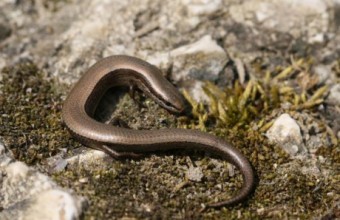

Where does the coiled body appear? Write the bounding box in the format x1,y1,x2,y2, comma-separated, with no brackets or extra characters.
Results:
62,55,254,209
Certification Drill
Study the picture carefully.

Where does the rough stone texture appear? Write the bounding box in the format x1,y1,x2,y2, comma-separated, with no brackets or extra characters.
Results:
169,35,227,82
169,35,228,101
1,0,338,82
145,35,228,102
186,165,204,182
229,0,330,44
266,113,306,156
313,64,333,85
66,148,113,171
1,189,83,220
0,141,85,220
328,83,340,105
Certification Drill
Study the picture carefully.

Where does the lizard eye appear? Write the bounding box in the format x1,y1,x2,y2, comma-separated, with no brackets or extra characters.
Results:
164,101,173,108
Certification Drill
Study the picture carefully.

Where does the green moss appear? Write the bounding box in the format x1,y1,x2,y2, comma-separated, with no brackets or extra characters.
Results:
1,58,338,219
0,62,78,164
181,57,330,132
316,144,340,164
178,57,338,219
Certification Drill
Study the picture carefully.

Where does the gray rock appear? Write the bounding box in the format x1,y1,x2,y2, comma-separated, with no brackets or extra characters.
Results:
183,0,222,16
328,84,340,105
313,64,332,85
170,35,228,82
145,35,228,102
66,147,112,170
186,165,203,182
0,141,85,220
1,189,83,220
45,148,68,173
183,80,209,103
168,35,228,102
266,113,307,156
229,0,329,44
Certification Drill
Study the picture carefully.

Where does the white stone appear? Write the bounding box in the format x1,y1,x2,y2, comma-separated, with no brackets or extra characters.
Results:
266,113,306,156
171,35,225,57
66,148,111,170
170,35,227,83
229,0,329,43
183,0,222,15
289,145,299,155
267,114,302,144
5,161,30,180
328,84,340,105
145,52,171,71
314,64,332,84
24,189,81,220
186,80,209,102
51,0,135,82
308,33,325,44
0,143,84,219
186,165,203,182
2,163,56,208
53,158,68,172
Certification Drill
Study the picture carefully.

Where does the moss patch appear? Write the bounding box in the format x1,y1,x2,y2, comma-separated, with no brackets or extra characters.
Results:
0,58,338,219
0,62,77,164
177,57,338,219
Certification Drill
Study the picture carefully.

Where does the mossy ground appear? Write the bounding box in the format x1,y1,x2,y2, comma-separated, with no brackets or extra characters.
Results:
0,62,78,164
0,58,339,219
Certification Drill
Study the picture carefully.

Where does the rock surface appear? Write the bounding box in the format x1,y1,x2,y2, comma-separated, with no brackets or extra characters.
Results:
266,113,306,156
229,0,330,44
328,83,340,105
0,141,85,220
